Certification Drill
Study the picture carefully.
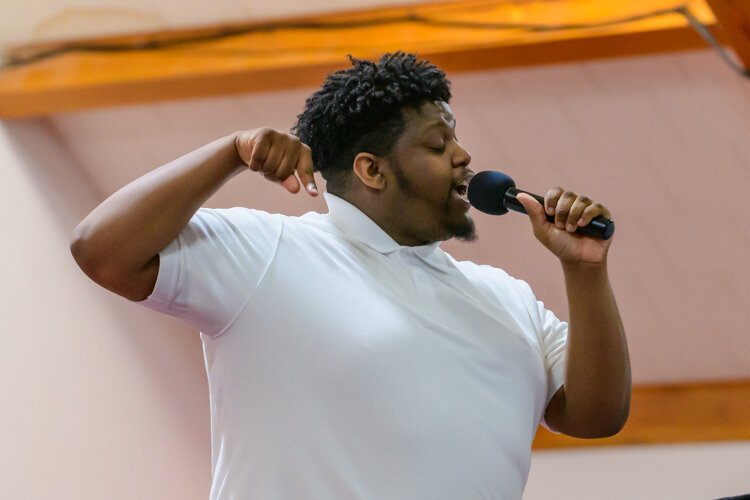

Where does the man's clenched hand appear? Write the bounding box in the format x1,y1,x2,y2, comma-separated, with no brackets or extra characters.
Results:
235,128,318,196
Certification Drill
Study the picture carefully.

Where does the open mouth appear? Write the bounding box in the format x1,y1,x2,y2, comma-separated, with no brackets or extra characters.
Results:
454,184,468,197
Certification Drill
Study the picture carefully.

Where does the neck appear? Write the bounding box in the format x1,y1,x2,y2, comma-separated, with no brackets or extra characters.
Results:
335,190,429,247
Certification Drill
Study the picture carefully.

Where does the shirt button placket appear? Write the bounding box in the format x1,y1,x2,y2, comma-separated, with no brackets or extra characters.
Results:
400,249,430,314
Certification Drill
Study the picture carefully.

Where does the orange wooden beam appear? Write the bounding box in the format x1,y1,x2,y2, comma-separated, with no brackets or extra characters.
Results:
705,0,750,70
0,0,717,118
534,380,750,449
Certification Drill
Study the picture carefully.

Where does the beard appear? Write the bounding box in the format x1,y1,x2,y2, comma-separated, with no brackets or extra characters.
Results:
450,215,478,242
390,158,478,243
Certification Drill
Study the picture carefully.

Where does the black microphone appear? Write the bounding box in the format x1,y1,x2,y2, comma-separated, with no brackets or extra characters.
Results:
467,170,615,240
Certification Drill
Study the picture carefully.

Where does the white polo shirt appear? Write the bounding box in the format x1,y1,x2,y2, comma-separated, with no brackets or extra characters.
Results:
141,193,567,500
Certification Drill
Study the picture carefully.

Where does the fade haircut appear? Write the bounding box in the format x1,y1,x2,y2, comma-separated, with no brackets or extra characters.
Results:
292,52,452,193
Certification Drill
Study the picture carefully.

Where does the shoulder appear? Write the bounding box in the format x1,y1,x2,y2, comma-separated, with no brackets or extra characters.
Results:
193,206,282,226
447,255,536,303
195,208,349,249
450,256,514,287
188,207,311,236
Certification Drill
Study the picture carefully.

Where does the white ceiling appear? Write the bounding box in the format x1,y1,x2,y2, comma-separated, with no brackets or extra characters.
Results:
4,0,407,47
48,47,750,385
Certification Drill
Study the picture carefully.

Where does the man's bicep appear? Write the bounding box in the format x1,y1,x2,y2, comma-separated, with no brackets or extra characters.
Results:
128,254,160,302
543,385,566,434
89,253,160,302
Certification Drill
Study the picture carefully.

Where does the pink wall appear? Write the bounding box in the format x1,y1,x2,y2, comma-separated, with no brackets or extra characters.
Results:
5,116,749,500
0,119,210,499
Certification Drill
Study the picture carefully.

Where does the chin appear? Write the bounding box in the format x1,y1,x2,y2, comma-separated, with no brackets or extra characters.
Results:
448,215,478,242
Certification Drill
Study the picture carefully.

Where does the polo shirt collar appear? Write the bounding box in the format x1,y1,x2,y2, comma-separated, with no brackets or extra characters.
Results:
324,192,443,261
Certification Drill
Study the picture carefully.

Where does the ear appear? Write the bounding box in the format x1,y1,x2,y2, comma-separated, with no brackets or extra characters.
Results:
352,152,386,191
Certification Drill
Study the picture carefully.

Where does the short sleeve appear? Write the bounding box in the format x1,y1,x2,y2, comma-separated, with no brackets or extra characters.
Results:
534,297,568,405
512,278,568,407
138,207,283,337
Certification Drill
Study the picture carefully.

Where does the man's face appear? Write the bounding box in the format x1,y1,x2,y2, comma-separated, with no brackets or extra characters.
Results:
381,100,476,245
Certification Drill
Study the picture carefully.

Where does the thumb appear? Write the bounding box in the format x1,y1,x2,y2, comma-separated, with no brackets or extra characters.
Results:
234,131,256,166
516,192,548,234
280,174,301,194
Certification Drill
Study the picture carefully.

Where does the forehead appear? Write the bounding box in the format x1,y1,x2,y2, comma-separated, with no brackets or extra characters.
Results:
402,100,456,133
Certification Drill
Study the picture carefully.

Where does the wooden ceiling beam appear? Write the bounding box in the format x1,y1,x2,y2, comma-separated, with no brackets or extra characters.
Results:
0,0,718,118
704,0,750,70
534,380,750,449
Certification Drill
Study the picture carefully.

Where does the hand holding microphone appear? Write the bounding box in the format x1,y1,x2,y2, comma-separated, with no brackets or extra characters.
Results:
467,171,615,265
467,171,614,240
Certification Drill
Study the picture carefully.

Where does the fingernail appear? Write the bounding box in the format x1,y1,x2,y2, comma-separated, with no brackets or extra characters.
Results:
307,183,318,193
547,207,555,216
567,224,576,232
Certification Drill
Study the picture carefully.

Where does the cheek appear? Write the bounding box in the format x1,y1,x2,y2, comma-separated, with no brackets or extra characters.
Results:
432,170,455,198
397,153,453,202
413,175,450,204
417,160,452,187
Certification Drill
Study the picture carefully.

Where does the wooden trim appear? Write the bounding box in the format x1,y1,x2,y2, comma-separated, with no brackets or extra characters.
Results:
0,0,717,118
534,380,750,449
705,0,750,70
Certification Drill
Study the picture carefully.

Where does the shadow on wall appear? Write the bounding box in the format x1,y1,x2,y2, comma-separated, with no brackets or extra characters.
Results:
1,117,211,469
4,117,101,234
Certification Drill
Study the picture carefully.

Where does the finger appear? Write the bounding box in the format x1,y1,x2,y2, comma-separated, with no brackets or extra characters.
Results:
263,151,301,194
565,195,592,232
579,202,612,227
275,146,300,183
516,192,547,235
296,144,318,196
544,187,564,217
272,148,301,194
248,134,272,172
261,145,285,176
281,174,301,194
554,191,577,229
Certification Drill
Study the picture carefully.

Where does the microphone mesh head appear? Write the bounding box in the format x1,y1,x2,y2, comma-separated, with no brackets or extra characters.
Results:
467,171,516,215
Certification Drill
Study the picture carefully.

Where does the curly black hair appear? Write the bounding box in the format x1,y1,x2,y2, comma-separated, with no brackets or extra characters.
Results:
292,52,452,192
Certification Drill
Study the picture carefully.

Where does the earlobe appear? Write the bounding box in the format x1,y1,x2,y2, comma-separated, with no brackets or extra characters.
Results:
352,153,386,191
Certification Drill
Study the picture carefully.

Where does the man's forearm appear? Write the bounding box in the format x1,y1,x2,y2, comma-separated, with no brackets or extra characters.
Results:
554,261,631,437
71,132,246,298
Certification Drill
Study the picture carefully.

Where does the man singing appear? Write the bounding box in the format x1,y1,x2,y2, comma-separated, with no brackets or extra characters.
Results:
71,52,630,499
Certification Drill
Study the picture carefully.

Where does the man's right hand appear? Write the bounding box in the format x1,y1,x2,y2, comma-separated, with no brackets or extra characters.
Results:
235,128,318,196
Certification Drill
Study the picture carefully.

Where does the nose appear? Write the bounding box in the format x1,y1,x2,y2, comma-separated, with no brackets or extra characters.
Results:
454,143,471,169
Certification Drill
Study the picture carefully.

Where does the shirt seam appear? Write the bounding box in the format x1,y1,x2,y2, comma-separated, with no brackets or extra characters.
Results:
210,213,284,339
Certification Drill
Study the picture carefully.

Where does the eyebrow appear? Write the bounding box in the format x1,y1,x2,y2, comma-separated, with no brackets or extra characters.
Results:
423,118,457,133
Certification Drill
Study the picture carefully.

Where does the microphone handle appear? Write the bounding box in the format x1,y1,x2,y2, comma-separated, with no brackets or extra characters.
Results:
505,188,615,240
